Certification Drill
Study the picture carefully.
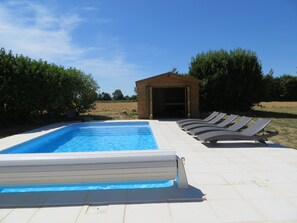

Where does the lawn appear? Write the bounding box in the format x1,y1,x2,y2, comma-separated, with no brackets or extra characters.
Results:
82,101,138,120
251,101,297,149
1,101,296,149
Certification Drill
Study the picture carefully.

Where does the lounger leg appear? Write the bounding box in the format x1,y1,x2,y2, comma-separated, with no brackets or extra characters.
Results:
209,140,218,144
177,157,189,189
257,139,267,145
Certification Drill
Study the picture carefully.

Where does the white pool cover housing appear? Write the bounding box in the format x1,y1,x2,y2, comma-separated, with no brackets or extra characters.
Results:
0,150,189,189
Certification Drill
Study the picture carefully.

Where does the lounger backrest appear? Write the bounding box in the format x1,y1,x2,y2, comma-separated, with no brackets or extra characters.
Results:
203,111,219,122
217,114,238,127
208,113,226,124
241,119,272,136
227,116,252,131
177,111,218,124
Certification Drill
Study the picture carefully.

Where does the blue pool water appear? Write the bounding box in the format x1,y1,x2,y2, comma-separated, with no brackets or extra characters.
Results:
0,181,174,193
1,121,158,154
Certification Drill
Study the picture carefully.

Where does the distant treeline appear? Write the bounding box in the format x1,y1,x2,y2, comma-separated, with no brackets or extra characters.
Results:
262,73,297,101
0,48,99,124
98,89,137,101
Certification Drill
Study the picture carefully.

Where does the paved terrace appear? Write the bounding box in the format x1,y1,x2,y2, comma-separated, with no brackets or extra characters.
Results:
0,120,297,223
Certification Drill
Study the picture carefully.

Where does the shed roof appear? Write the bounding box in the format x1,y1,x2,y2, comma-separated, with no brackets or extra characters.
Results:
136,72,201,84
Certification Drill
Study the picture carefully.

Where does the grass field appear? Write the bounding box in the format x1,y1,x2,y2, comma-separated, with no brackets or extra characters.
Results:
1,101,296,149
251,102,297,149
83,101,138,120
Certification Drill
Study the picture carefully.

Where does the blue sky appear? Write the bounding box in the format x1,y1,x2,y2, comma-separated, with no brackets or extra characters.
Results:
0,0,296,95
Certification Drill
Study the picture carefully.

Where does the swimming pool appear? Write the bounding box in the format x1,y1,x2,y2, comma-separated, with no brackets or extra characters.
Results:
0,121,190,193
1,121,158,154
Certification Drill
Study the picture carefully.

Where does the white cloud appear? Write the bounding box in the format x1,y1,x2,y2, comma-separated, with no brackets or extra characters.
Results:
0,2,83,62
0,1,144,94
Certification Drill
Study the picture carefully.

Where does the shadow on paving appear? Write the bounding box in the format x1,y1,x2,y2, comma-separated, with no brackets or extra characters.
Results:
80,115,113,121
249,110,297,119
2,116,114,136
202,141,290,149
0,115,113,139
0,185,205,208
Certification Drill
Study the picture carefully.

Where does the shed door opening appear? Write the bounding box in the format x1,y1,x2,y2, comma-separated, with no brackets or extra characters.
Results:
152,87,187,118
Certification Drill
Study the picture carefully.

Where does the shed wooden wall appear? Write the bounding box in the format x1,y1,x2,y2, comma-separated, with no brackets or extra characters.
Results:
136,73,200,119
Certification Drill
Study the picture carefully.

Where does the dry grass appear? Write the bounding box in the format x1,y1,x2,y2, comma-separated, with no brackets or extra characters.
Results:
256,101,297,109
252,101,297,149
83,101,138,120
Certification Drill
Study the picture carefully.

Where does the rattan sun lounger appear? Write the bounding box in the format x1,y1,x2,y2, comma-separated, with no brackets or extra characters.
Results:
179,113,226,128
183,114,238,131
197,118,278,144
188,116,252,136
177,111,218,125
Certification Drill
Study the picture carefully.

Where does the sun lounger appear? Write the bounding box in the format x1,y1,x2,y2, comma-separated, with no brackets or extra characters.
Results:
177,111,218,125
197,118,278,144
188,116,252,135
179,113,226,128
183,114,238,131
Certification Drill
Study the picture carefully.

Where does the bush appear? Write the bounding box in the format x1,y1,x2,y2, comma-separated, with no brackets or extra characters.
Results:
262,73,297,101
98,92,112,101
112,89,124,100
262,72,281,101
189,48,263,111
0,48,99,124
279,75,297,101
65,68,99,114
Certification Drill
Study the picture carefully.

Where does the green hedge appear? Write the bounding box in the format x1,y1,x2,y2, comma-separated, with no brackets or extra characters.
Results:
189,48,263,111
0,48,99,124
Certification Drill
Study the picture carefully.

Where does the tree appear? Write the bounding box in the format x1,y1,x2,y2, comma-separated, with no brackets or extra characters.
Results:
189,48,263,111
66,68,99,114
0,48,99,124
112,89,124,100
170,67,179,74
261,70,281,101
129,95,137,101
261,72,297,102
99,92,112,101
279,75,297,101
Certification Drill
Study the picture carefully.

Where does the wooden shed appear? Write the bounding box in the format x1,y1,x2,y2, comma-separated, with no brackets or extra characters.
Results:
136,72,201,119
